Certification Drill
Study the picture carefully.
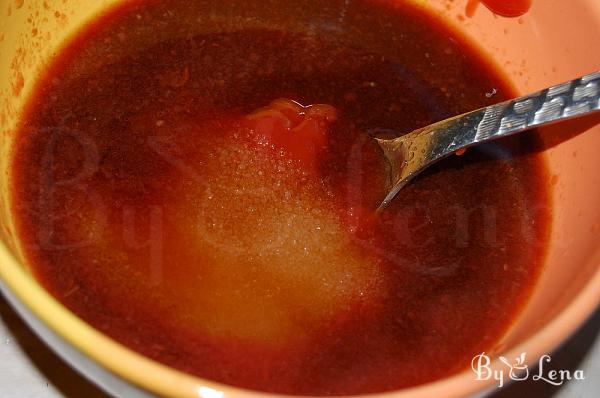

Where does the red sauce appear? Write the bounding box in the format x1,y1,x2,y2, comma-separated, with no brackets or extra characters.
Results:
245,99,338,173
466,0,533,18
11,0,550,395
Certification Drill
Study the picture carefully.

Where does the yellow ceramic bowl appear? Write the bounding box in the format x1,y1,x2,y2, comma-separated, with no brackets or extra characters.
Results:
1,0,600,397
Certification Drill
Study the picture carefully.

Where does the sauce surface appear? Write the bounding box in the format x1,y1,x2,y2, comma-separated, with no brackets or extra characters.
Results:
11,0,550,395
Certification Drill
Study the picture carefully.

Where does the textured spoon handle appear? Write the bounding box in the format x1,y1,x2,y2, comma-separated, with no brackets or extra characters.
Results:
377,70,600,208
473,69,600,142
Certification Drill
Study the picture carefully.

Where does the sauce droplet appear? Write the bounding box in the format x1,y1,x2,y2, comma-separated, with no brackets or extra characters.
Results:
12,71,24,96
466,0,532,18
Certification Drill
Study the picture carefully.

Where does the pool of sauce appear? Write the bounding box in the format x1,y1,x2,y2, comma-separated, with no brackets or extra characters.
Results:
11,0,551,394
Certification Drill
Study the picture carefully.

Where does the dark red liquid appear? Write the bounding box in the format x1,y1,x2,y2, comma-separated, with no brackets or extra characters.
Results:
11,0,550,395
466,0,532,18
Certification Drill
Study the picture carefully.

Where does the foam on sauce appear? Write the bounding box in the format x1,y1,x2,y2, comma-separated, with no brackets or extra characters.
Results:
165,110,386,343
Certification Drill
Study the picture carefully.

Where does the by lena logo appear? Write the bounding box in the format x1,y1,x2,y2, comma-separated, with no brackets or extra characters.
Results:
471,352,585,388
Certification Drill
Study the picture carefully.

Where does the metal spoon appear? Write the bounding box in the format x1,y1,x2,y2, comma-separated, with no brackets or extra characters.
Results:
375,70,600,209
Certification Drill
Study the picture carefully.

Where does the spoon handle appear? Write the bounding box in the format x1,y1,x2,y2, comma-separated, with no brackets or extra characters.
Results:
377,70,600,208
469,69,600,142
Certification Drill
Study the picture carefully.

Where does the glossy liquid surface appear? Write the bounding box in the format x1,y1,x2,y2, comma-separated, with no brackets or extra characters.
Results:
12,0,551,394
